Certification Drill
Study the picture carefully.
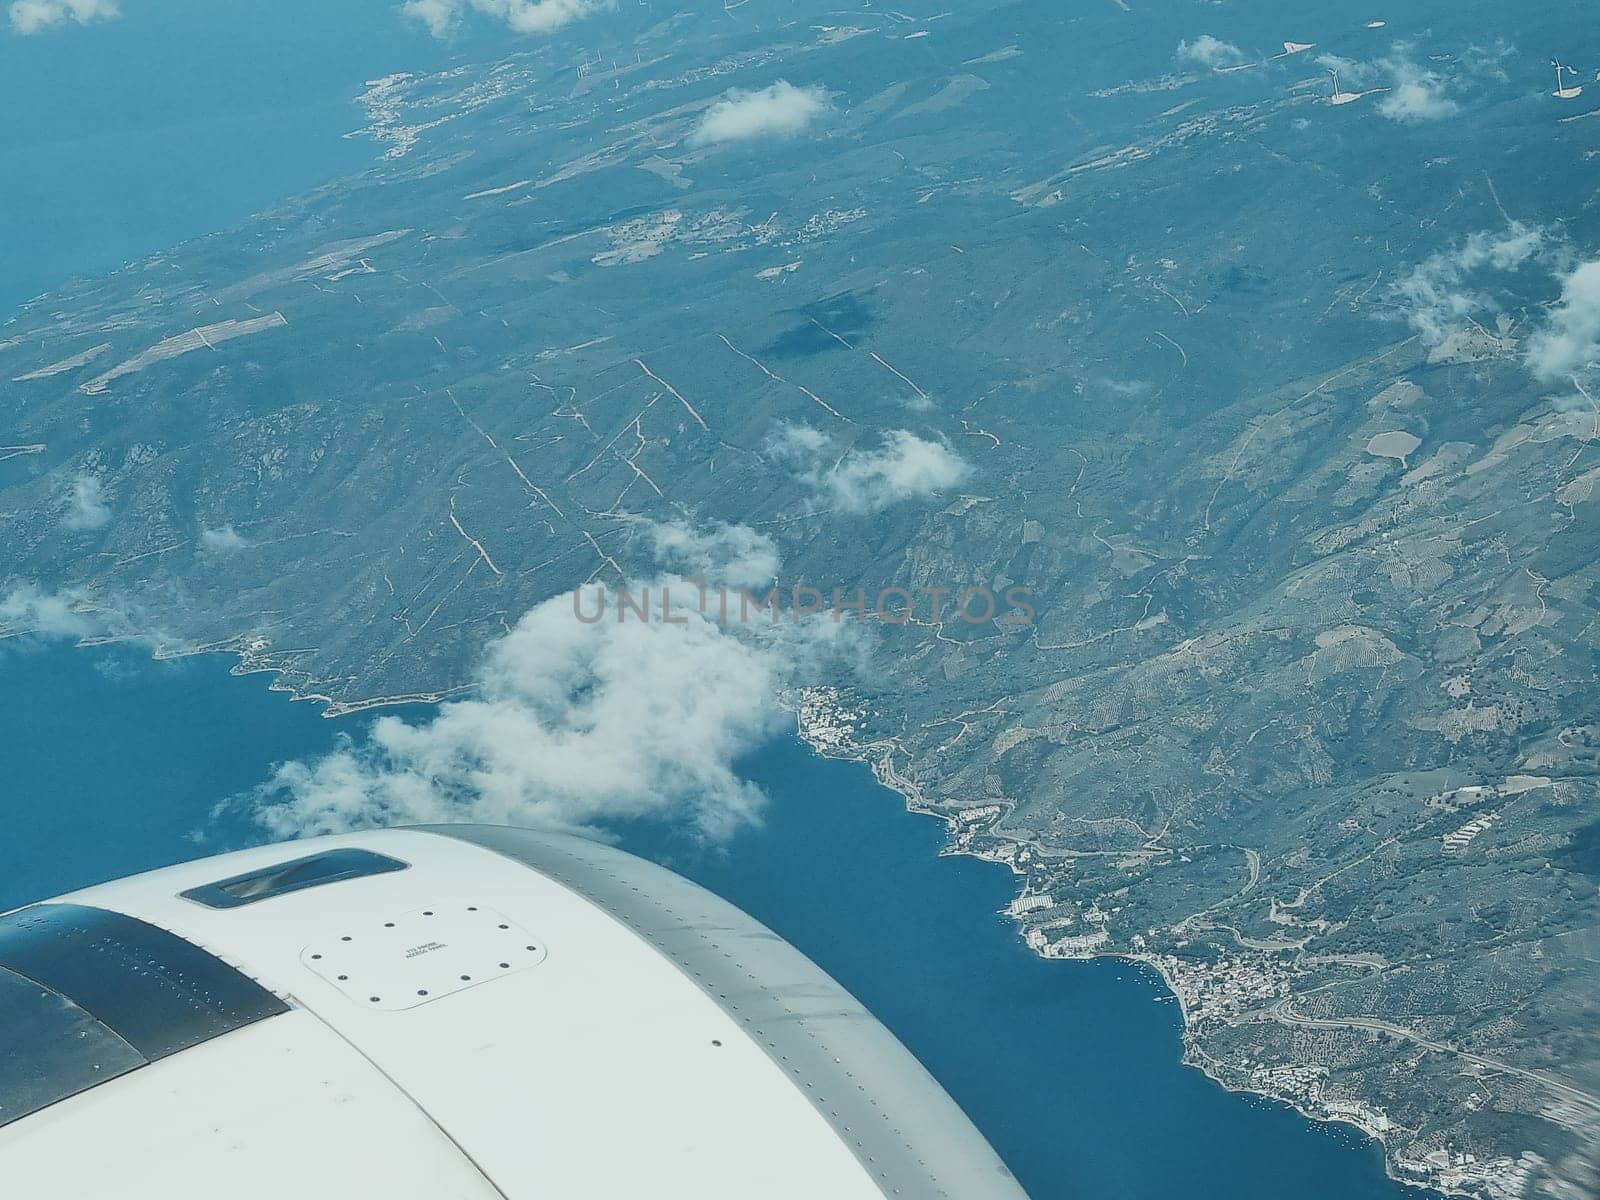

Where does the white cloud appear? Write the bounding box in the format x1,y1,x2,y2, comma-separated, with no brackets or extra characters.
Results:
0,583,169,649
8,0,117,35
1457,224,1547,273
1378,77,1458,123
401,0,608,38
0,584,102,640
1176,35,1245,69
689,81,829,147
634,518,778,589
1322,49,1462,123
253,587,802,842
244,498,874,842
1525,261,1600,381
62,473,110,531
824,430,971,514
200,525,249,554
767,425,972,514
1391,223,1546,348
764,421,829,464
400,0,455,35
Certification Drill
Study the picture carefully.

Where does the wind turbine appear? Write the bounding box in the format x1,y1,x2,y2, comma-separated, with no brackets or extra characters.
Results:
1553,59,1584,100
1329,68,1362,105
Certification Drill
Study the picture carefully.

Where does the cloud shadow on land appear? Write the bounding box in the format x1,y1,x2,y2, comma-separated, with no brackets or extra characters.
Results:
762,291,880,359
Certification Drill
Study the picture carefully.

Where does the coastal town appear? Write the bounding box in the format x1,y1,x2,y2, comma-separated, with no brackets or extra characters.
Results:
795,685,1593,1200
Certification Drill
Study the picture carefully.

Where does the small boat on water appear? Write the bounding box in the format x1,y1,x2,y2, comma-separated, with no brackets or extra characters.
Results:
1554,59,1584,100
1329,68,1363,105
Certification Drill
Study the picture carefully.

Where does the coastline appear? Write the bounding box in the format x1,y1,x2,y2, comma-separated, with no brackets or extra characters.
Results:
60,631,475,718
0,631,1525,1200
792,685,1484,1200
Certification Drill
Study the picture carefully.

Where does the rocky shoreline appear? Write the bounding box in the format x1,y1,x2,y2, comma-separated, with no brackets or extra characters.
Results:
793,685,1522,1200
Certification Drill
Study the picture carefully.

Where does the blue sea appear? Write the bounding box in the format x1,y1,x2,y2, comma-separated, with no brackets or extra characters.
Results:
0,642,1432,1200
0,0,517,316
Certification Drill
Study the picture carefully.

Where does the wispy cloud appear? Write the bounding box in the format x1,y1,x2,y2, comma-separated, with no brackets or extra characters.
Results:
764,421,830,464
1390,223,1546,348
0,583,172,651
62,473,110,531
1525,261,1600,381
8,0,117,36
633,518,778,589
1321,48,1465,123
689,81,830,147
401,0,609,39
826,431,970,513
1176,35,1245,69
1459,40,1514,83
769,425,972,514
1376,71,1465,124
199,525,249,554
0,584,103,640
400,0,455,35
